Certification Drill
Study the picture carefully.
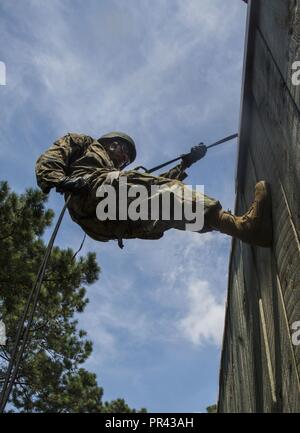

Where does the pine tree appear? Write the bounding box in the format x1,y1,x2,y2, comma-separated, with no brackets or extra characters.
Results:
0,181,145,413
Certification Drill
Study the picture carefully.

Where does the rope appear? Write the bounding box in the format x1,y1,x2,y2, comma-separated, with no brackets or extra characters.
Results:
0,195,71,412
133,133,238,174
71,233,87,261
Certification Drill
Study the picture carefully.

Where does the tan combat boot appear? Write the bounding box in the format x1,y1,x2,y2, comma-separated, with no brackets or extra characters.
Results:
208,181,272,247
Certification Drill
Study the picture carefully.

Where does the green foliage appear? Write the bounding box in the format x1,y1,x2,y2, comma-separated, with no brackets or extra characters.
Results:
206,404,217,413
102,399,147,413
0,181,145,413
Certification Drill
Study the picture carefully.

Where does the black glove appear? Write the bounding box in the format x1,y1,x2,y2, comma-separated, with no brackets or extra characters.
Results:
56,176,90,194
181,143,207,168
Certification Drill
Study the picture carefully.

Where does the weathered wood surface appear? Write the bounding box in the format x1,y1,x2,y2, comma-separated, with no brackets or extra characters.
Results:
256,0,300,112
244,142,300,412
218,0,300,412
251,24,300,238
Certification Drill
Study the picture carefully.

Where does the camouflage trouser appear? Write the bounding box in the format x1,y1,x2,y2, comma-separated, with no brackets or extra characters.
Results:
66,170,222,243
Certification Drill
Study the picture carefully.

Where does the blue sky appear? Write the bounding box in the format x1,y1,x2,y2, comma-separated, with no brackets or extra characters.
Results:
0,0,247,412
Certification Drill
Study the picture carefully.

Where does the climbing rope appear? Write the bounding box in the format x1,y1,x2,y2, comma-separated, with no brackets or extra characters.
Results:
0,195,71,412
133,133,238,174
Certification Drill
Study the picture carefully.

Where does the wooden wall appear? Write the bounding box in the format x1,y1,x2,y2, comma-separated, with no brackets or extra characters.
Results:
218,0,300,412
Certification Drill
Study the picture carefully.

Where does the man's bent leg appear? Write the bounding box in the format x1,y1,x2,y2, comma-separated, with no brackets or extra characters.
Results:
207,181,272,248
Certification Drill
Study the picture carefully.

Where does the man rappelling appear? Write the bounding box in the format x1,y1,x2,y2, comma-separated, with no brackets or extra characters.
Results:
35,132,272,248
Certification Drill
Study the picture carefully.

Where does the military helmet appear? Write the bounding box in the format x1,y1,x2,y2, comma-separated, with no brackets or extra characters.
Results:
99,131,136,164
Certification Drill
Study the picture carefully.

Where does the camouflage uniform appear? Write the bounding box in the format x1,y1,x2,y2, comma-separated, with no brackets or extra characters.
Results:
35,133,221,244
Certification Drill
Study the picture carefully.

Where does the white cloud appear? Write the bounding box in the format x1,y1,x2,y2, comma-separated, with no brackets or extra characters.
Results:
1,0,245,167
77,226,229,363
178,279,225,346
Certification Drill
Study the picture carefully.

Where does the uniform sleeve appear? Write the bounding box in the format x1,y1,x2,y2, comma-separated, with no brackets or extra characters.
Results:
159,162,188,181
35,133,92,193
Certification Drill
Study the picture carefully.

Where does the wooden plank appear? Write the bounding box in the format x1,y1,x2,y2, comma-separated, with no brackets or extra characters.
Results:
237,237,275,412
220,224,275,412
275,273,300,412
241,142,282,402
218,308,232,412
218,199,243,412
218,241,256,412
217,236,236,413
227,313,239,412
220,314,239,412
218,299,240,407
217,336,228,410
218,275,239,411
230,251,256,412
251,26,300,238
256,0,300,113
241,112,300,411
245,95,300,371
223,330,238,412
218,343,230,411
217,247,234,412
259,299,277,405
219,0,300,413
235,0,259,192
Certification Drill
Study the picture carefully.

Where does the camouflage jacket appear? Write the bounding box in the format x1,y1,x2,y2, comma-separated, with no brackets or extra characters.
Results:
35,133,189,243
36,133,188,194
